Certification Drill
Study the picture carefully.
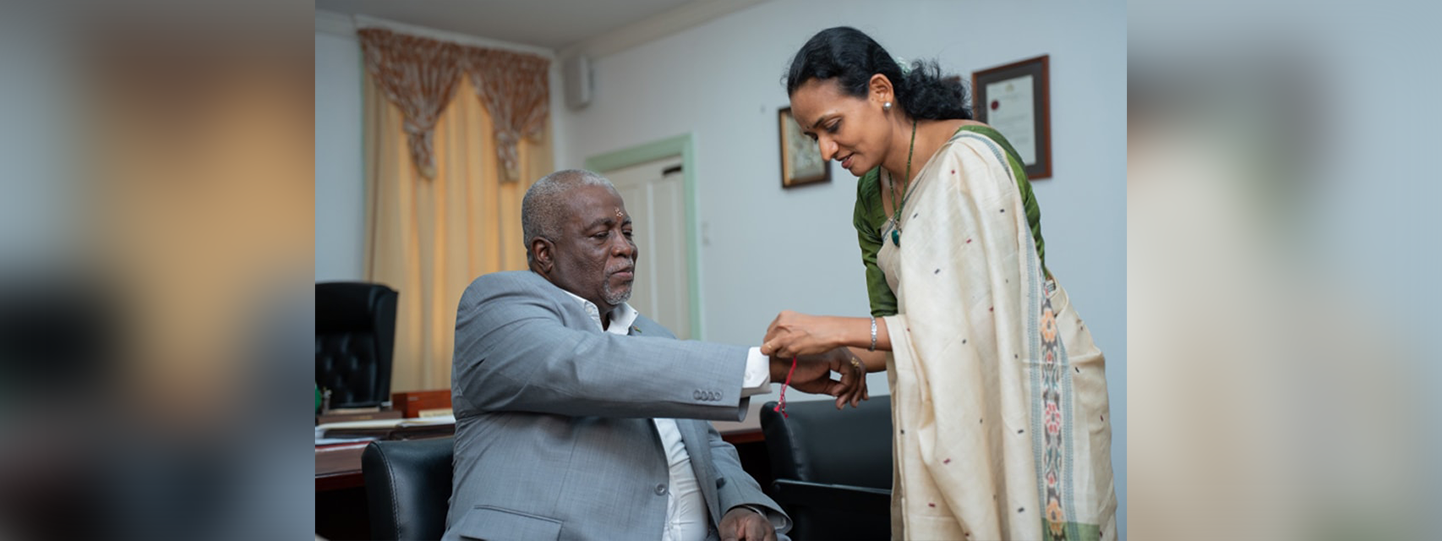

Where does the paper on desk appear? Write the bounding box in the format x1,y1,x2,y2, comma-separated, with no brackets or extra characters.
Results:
315,436,378,446
314,414,456,438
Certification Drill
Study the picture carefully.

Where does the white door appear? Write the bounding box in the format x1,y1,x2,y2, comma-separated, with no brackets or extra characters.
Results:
603,157,692,339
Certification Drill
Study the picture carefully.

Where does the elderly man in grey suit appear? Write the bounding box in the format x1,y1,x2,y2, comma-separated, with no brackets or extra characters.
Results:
444,169,866,541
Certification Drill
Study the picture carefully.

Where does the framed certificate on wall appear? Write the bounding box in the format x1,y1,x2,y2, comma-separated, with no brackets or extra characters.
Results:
972,54,1052,180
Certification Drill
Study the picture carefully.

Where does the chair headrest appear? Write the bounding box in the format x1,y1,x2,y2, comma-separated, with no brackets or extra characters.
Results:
316,282,397,332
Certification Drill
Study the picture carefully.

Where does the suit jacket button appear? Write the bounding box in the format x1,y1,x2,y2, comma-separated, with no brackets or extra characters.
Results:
693,390,702,400
655,483,668,495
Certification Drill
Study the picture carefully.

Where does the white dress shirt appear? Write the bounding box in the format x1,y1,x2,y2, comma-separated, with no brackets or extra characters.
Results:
560,291,785,540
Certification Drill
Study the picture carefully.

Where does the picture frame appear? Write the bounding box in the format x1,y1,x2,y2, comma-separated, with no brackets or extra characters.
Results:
778,106,831,188
972,54,1052,180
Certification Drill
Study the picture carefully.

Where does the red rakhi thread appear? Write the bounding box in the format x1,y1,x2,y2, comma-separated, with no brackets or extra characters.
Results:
772,357,798,418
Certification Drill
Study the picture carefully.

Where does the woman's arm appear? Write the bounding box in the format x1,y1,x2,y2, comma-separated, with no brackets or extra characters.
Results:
760,311,894,359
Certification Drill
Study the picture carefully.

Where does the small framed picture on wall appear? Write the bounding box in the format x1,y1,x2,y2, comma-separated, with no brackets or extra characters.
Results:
778,106,831,188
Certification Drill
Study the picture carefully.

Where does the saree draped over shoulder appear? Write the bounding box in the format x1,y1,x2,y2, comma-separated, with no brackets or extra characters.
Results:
875,130,1117,540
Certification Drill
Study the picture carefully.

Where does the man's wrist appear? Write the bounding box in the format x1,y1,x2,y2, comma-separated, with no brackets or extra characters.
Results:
727,505,771,523
768,355,794,381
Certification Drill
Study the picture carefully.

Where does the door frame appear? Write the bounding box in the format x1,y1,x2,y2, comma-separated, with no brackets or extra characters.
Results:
585,133,703,340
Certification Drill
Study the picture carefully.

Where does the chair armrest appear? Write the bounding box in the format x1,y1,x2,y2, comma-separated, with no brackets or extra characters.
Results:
769,479,891,515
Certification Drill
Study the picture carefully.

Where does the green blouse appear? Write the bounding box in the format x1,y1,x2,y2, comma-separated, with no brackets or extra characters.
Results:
853,125,1046,317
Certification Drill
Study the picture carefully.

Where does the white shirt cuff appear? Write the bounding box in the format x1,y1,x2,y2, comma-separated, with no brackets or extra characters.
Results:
737,504,792,534
740,347,771,397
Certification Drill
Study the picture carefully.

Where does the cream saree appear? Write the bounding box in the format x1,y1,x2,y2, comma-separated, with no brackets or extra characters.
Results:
877,131,1117,540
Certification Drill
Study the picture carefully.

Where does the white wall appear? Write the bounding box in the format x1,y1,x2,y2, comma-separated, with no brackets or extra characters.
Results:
555,1,1127,535
314,31,367,282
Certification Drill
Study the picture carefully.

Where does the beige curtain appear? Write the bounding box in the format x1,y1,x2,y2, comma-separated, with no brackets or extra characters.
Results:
357,28,464,179
467,49,551,182
363,70,554,392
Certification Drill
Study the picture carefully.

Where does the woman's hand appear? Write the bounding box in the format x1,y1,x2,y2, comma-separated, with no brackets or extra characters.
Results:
775,346,869,409
760,310,838,358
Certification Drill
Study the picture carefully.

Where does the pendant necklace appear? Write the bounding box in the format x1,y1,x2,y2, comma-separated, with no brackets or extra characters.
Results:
888,119,918,247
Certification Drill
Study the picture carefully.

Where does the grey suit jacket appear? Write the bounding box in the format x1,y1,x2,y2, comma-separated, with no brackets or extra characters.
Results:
443,270,787,541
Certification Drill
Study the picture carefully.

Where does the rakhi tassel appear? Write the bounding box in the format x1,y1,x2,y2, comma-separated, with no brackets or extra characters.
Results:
772,357,798,418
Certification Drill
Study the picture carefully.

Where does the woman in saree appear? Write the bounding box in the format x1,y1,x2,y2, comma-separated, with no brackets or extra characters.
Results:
760,27,1117,540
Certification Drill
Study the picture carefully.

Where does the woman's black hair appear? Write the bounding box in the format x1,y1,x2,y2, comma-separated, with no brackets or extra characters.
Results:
786,27,972,120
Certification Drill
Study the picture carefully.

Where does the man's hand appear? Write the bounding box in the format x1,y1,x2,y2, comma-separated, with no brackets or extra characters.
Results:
719,507,776,541
772,347,868,409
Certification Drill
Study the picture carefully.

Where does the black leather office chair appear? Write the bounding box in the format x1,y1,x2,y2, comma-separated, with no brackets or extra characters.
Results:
316,282,398,409
362,437,454,541
761,396,893,541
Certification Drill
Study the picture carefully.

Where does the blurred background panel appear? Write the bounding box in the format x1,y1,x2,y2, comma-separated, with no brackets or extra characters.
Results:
1129,1,1440,540
0,0,313,539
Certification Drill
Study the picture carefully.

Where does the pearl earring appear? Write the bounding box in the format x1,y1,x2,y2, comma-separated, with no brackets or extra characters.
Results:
883,102,892,111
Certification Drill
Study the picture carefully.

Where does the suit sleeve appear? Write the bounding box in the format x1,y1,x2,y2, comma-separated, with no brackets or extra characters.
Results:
452,273,752,421
708,424,791,533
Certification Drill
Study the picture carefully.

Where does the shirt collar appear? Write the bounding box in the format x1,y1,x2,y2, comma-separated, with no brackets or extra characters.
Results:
560,289,638,335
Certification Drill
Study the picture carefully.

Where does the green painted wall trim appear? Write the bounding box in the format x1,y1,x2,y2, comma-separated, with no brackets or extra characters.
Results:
585,134,704,340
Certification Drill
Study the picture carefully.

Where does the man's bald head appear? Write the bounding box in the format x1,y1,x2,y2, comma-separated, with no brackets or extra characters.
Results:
522,169,618,265
521,169,637,313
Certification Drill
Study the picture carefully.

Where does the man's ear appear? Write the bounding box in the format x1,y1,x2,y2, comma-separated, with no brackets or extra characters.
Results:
531,238,555,275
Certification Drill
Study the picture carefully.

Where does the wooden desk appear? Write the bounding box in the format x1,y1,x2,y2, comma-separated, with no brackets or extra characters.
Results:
315,409,767,493
315,442,369,491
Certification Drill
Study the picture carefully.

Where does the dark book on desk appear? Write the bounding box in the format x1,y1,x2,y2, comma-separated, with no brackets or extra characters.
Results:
321,423,455,440
392,389,451,418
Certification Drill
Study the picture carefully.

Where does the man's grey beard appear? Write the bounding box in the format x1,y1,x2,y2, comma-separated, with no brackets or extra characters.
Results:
603,282,632,306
